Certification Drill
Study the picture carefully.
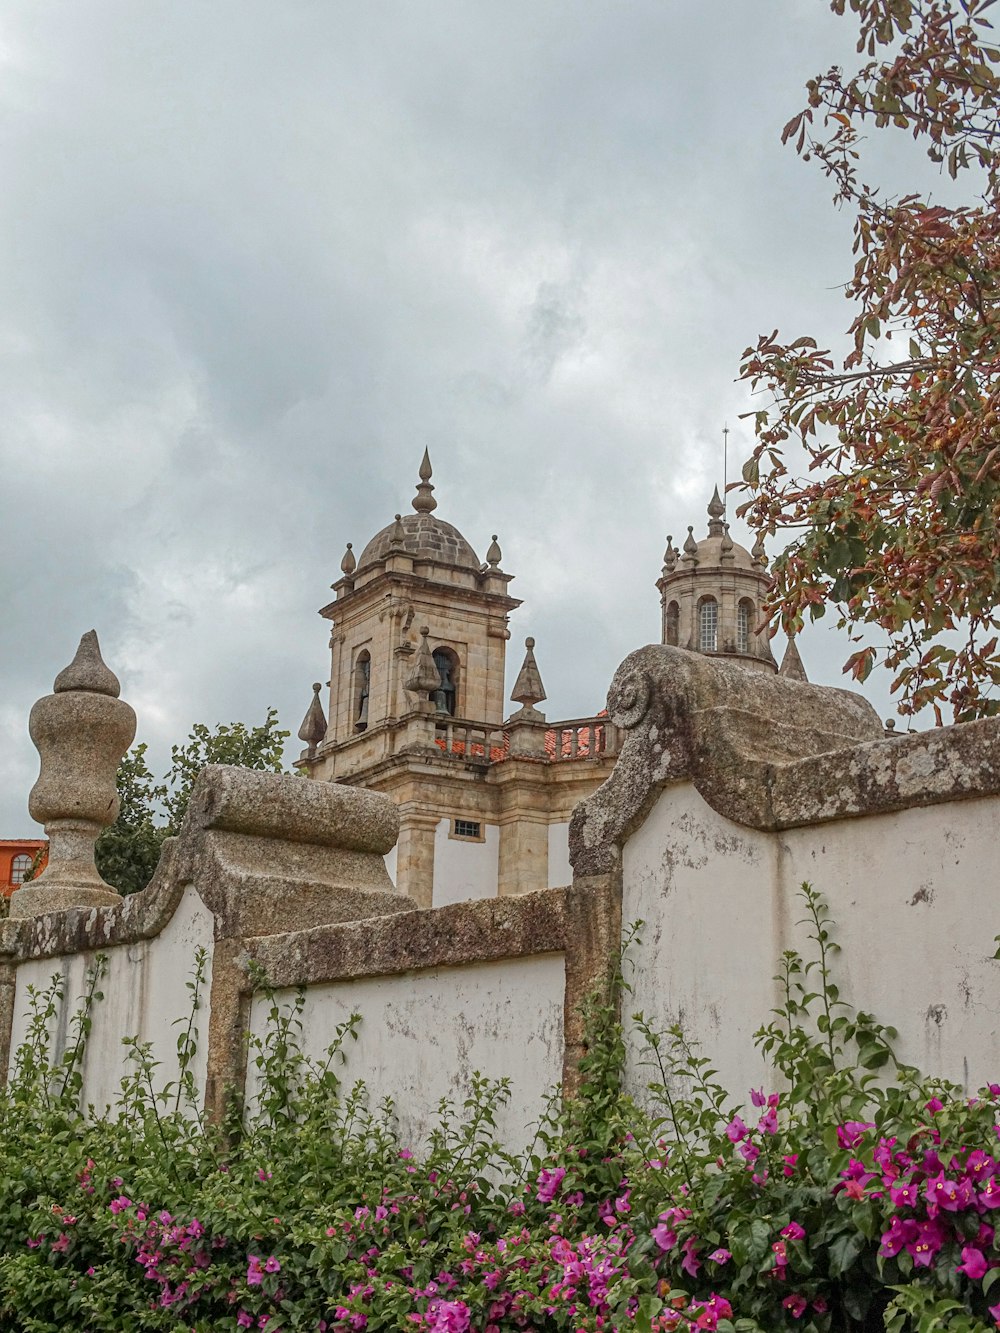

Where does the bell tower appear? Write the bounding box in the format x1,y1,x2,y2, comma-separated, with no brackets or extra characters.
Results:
657,487,777,672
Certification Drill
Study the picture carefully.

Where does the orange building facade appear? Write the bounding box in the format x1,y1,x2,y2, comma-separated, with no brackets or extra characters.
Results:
0,840,48,900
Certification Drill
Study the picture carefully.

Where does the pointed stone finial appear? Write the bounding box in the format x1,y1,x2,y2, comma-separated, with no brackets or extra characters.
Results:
662,535,677,573
12,631,137,918
511,637,547,710
405,627,441,695
707,485,726,538
53,629,121,697
297,682,328,756
340,543,356,577
412,449,437,514
720,522,735,563
390,513,405,548
751,531,768,569
682,526,699,564
486,534,502,568
779,635,808,682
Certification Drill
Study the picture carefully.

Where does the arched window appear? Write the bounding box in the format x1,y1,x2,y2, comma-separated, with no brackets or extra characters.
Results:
698,598,718,653
353,650,371,731
10,854,32,886
737,599,755,654
665,601,680,647
431,647,459,716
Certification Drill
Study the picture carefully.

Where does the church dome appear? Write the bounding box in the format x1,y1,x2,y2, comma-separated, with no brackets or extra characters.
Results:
356,449,482,573
690,533,754,570
358,512,481,571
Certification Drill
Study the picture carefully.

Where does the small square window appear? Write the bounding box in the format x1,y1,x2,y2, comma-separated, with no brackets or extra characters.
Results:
453,819,481,839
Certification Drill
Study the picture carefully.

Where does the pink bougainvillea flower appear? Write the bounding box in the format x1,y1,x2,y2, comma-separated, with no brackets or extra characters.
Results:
925,1097,945,1115
237,1314,253,1329
758,1107,778,1135
247,1256,264,1286
738,1141,760,1165
889,1181,920,1209
652,1224,678,1253
781,1222,806,1241
837,1122,875,1150
783,1154,798,1177
980,1178,1000,1210
264,1255,281,1274
957,1246,989,1280
880,1217,918,1258
681,1237,701,1277
750,1088,766,1107
708,1248,731,1264
782,1294,808,1318
536,1167,565,1204
909,1219,948,1268
725,1116,748,1143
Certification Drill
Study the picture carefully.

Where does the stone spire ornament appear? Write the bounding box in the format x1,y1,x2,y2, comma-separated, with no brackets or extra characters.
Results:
411,449,437,514
682,526,699,564
779,635,808,682
720,522,735,564
404,627,441,697
751,531,768,569
486,535,502,568
297,682,328,758
11,631,137,918
707,485,726,538
511,637,547,713
389,514,405,548
340,542,356,577
662,535,677,574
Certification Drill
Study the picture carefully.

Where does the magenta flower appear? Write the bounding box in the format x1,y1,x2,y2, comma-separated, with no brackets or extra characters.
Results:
782,1154,799,1177
651,1224,678,1253
708,1247,731,1264
957,1246,989,1280
237,1314,253,1329
758,1107,778,1135
925,1097,945,1114
264,1255,281,1274
889,1180,920,1208
725,1116,748,1143
247,1256,264,1286
837,1121,874,1150
781,1221,806,1241
536,1167,565,1204
681,1236,701,1277
880,1217,918,1258
909,1219,948,1268
782,1294,808,1318
738,1141,760,1165
980,1177,1000,1209
750,1088,766,1107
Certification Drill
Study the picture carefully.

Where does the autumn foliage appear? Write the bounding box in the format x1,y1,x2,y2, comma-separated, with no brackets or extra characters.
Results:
739,0,1000,722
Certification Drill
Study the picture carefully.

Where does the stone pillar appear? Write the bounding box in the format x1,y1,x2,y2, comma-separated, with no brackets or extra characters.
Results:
12,631,136,918
394,811,438,908
498,811,549,896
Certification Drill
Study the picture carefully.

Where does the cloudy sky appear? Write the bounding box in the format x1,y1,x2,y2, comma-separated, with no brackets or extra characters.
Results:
1,1,916,833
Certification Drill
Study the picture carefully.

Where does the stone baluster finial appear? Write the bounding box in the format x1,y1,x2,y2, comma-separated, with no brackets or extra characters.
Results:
11,631,137,918
662,535,677,574
486,535,502,568
681,526,699,564
707,485,726,538
404,627,441,697
511,637,547,714
751,531,768,569
389,513,405,548
720,522,735,564
340,542,356,577
297,682,328,759
412,449,437,514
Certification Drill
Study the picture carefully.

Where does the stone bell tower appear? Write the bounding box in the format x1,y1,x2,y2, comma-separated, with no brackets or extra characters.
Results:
656,487,777,673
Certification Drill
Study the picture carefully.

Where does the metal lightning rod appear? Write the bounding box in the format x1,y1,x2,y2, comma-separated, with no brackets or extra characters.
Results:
722,423,729,518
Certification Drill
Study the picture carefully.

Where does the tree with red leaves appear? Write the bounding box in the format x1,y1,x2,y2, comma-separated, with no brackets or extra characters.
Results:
739,0,1000,723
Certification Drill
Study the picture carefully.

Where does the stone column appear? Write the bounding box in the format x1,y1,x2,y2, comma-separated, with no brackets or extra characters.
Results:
394,811,438,908
498,809,549,896
12,631,136,918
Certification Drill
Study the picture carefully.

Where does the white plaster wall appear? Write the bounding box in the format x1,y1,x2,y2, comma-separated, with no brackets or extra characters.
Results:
432,818,499,905
384,844,398,887
8,886,214,1114
623,782,1000,1104
547,822,572,888
246,953,565,1152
